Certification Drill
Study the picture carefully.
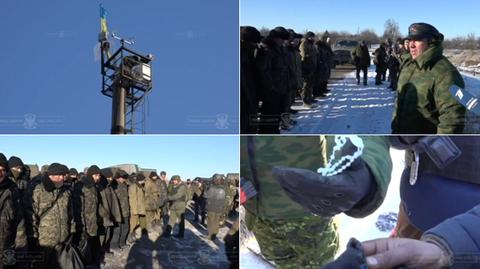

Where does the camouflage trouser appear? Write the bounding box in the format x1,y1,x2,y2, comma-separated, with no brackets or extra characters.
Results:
247,212,338,269
129,214,147,233
207,211,221,236
145,209,162,228
301,76,315,103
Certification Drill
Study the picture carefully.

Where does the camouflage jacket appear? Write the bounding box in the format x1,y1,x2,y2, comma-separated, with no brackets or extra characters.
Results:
241,136,392,220
392,45,465,134
299,39,318,77
31,175,74,247
73,176,99,236
168,183,187,212
128,182,146,216
0,177,25,253
145,178,162,211
114,181,130,219
352,45,371,67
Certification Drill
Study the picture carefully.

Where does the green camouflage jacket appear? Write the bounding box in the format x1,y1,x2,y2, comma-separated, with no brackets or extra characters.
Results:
241,136,392,220
392,44,465,134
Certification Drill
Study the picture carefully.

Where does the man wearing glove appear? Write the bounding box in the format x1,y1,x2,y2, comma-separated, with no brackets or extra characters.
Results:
241,136,392,268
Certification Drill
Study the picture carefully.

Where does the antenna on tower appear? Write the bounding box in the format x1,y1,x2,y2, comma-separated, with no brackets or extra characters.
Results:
98,4,154,134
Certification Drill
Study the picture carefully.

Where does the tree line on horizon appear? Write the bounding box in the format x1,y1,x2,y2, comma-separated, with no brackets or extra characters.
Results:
255,19,480,50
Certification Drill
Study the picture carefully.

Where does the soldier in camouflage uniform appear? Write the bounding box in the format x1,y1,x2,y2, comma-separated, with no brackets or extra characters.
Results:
111,170,130,250
241,136,392,268
144,172,163,230
300,31,318,106
159,171,169,226
392,23,465,134
205,174,226,240
0,153,25,269
30,163,74,269
220,175,237,225
72,165,102,265
128,173,147,243
164,175,187,239
98,168,121,255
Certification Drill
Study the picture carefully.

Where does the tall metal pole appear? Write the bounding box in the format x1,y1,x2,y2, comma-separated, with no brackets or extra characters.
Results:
111,81,126,134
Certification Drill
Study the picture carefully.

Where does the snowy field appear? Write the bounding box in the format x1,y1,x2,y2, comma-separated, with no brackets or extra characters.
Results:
240,147,405,268
283,66,480,134
284,66,396,134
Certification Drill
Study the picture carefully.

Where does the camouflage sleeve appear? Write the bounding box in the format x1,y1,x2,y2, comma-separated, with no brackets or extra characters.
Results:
31,187,40,238
434,68,466,134
68,191,75,234
345,136,393,218
12,189,27,249
168,185,186,201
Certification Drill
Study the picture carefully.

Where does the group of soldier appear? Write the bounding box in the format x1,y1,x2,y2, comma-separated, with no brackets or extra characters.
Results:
241,25,334,134
0,152,239,269
354,37,410,89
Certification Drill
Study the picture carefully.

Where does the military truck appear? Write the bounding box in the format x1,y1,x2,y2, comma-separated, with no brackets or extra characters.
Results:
332,39,359,65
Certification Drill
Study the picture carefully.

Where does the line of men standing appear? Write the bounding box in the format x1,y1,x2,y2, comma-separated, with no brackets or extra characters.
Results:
0,153,239,269
241,26,334,134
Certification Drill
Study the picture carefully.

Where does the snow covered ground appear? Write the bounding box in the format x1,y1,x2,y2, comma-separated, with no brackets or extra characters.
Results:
284,66,396,134
283,66,480,134
101,205,235,269
240,147,405,268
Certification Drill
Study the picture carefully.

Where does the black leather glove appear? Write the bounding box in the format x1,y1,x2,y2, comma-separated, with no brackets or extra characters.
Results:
321,238,365,269
273,157,374,217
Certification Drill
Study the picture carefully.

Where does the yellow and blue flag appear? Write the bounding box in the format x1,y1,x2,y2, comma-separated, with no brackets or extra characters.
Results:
100,5,108,33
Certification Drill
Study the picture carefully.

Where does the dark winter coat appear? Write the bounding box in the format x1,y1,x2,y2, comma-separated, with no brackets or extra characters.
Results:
422,204,480,269
0,177,25,258
241,41,260,133
352,44,370,68
392,44,465,134
205,184,226,213
397,137,480,232
256,39,290,96
113,180,130,219
374,47,387,71
98,178,122,227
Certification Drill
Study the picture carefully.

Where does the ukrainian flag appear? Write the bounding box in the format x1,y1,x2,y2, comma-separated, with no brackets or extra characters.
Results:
100,5,108,33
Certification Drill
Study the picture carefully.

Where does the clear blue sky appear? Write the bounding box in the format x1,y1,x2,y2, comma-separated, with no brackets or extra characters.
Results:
0,135,239,180
241,0,479,38
0,0,239,134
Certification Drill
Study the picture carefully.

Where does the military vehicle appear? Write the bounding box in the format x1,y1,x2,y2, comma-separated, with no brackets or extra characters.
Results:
332,39,359,65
